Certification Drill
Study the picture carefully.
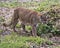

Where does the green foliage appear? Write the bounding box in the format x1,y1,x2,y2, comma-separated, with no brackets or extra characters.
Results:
51,28,60,36
37,21,60,36
37,23,52,36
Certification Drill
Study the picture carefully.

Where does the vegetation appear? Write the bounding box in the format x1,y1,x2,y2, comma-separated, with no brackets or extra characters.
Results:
34,0,60,36
0,0,60,48
0,2,39,8
0,33,53,48
35,0,60,12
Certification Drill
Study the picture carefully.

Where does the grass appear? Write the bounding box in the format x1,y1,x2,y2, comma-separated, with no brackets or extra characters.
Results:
0,33,53,48
35,0,60,12
0,2,39,8
0,0,60,10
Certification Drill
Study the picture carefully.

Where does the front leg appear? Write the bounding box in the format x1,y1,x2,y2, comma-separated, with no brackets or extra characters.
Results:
31,24,37,37
21,23,28,33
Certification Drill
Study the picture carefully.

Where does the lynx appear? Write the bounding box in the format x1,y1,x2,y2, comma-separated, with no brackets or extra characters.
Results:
3,7,49,36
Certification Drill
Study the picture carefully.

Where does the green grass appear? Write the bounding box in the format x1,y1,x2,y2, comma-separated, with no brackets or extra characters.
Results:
0,2,39,8
35,0,60,12
0,33,53,48
0,0,60,9
0,2,19,8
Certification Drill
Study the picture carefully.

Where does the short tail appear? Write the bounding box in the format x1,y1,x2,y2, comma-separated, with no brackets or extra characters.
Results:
3,22,11,27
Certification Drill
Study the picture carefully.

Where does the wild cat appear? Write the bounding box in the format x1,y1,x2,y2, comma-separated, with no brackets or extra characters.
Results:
3,7,49,36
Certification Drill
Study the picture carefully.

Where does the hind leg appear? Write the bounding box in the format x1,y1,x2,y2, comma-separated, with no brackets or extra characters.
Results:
12,19,18,32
